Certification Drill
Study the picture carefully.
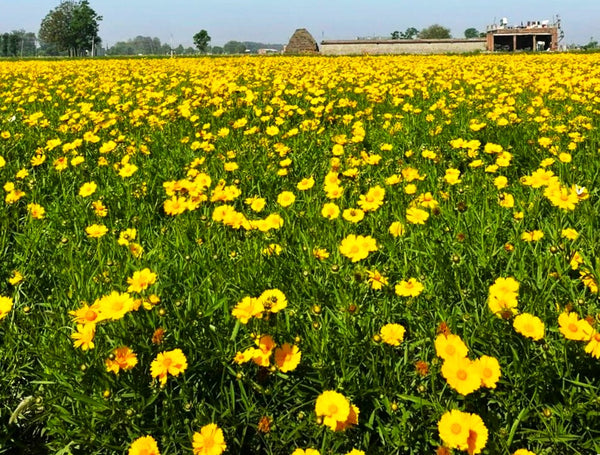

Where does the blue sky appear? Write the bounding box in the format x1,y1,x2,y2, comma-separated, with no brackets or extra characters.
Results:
2,0,599,47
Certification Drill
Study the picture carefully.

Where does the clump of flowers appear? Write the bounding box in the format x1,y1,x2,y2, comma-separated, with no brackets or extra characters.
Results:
339,234,378,262
234,334,301,372
231,288,287,324
435,331,501,395
488,277,519,318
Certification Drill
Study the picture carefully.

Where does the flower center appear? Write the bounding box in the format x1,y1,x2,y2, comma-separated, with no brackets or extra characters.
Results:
568,323,578,332
457,369,467,380
451,423,462,434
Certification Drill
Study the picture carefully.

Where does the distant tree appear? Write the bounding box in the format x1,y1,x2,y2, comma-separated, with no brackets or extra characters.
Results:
464,28,479,39
582,38,598,50
223,40,246,54
391,27,418,40
211,46,224,54
39,1,102,56
403,27,419,39
418,24,451,39
193,29,211,53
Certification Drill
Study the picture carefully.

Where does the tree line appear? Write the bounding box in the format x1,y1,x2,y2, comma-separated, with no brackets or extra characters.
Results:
390,25,485,40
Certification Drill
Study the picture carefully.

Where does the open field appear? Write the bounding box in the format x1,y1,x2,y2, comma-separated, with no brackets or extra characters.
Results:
0,54,599,454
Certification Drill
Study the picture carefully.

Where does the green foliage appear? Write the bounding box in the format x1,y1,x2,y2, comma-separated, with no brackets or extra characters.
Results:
418,24,451,39
38,0,102,56
193,30,211,53
464,28,480,39
223,40,247,54
391,28,419,40
0,54,599,454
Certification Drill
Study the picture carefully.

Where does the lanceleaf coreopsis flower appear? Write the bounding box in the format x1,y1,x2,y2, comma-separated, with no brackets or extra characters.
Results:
315,390,358,431
105,346,138,374
558,312,593,341
192,423,227,455
150,348,188,386
127,268,157,293
513,313,545,341
0,296,14,321
488,277,519,318
274,343,301,372
379,323,405,346
438,409,488,454
128,435,160,455
291,449,320,455
339,234,377,262
395,278,424,297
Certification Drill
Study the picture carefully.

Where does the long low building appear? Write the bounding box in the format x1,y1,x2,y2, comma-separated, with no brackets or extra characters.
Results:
319,38,486,55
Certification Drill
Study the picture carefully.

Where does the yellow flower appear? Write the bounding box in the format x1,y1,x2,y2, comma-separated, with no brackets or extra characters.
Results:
164,196,188,215
434,333,468,360
274,343,301,372
85,224,108,238
561,228,579,240
395,278,424,297
96,291,135,321
150,348,188,386
513,450,536,455
118,228,137,246
105,346,138,374
0,296,14,321
232,297,264,324
339,234,378,262
444,168,462,185
379,323,405,346
297,176,315,191
262,243,282,256
27,203,46,219
192,423,227,455
441,356,481,395
521,230,544,242
8,271,23,286
79,181,97,197
277,191,296,207
315,390,350,431
252,334,276,367
342,208,365,223
366,270,388,289
438,409,470,451
584,331,600,359
473,355,501,389
127,268,157,293
291,449,320,455
312,248,330,260
388,221,405,237
558,312,593,341
258,289,287,313
321,202,340,220
513,313,545,341
406,207,429,225
245,196,266,213
92,200,108,217
128,435,160,455
71,324,95,350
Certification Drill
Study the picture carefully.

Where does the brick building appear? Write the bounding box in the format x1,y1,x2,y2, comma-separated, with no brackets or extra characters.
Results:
486,18,559,51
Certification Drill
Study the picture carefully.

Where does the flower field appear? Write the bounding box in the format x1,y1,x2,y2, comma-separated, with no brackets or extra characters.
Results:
0,54,599,454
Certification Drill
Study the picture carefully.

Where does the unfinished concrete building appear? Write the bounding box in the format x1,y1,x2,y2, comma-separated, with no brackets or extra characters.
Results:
486,18,559,51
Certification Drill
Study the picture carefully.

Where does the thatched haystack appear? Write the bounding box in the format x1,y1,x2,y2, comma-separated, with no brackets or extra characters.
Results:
284,28,319,54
